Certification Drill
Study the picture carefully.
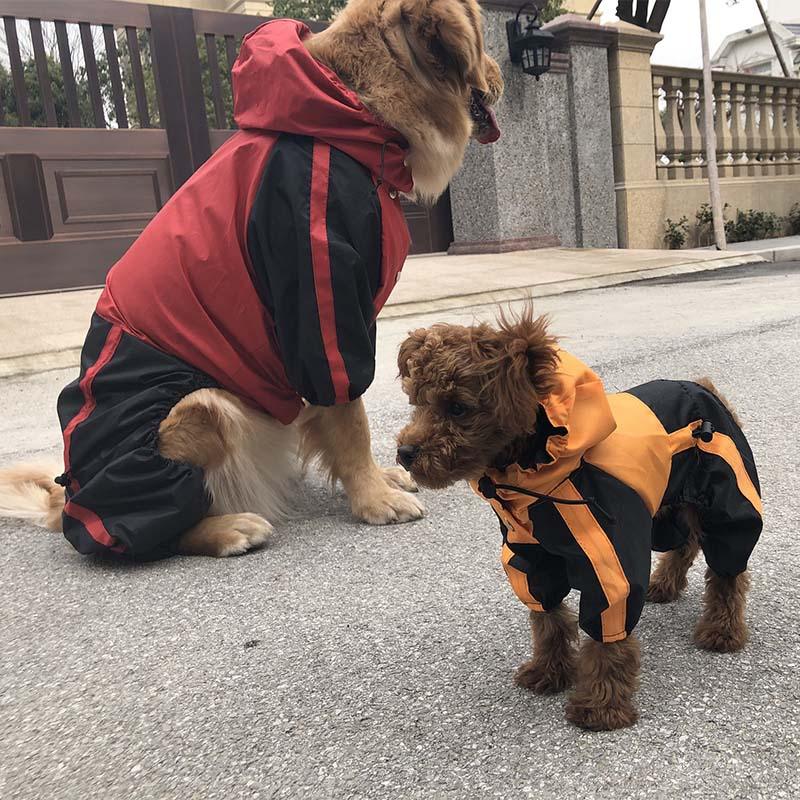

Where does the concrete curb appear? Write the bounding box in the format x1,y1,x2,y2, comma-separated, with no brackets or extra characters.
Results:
0,347,84,380
379,252,767,320
0,251,769,380
732,244,800,263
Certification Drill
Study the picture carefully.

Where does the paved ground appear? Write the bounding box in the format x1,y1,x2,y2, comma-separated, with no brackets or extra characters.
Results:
0,243,766,378
1,262,799,799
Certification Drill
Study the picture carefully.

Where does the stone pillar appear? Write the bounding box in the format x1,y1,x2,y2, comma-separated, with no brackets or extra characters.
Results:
605,22,662,247
448,9,617,254
607,23,662,182
545,15,617,247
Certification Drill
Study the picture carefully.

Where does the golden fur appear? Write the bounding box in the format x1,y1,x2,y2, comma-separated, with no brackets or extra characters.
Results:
306,0,503,203
396,308,752,730
0,463,64,532
298,402,421,524
0,0,498,557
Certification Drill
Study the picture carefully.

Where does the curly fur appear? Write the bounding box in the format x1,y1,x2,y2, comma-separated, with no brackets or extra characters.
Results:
694,569,750,652
647,505,702,603
396,304,559,488
515,604,578,694
565,636,641,731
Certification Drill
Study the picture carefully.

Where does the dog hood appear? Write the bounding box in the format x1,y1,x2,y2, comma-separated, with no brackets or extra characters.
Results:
233,19,413,193
476,351,617,497
534,350,617,469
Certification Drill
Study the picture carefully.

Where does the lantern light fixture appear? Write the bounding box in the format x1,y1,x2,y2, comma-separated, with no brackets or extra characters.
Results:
506,3,555,80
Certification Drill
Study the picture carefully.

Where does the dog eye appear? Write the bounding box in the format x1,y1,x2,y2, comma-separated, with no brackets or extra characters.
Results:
448,401,467,417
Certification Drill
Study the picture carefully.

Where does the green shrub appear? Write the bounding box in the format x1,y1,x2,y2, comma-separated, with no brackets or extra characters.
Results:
695,202,714,229
694,202,731,246
787,203,800,235
664,216,689,249
724,209,782,243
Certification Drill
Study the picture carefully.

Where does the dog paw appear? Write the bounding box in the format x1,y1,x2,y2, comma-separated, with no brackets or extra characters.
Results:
352,486,425,525
218,513,272,556
178,513,273,558
646,581,682,604
381,466,419,493
565,698,638,731
514,659,574,694
693,620,748,653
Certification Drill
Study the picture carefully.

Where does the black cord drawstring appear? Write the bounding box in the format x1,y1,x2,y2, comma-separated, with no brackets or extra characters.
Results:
477,475,617,525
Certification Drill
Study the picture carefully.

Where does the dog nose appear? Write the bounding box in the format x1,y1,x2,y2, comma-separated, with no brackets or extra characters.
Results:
397,445,420,469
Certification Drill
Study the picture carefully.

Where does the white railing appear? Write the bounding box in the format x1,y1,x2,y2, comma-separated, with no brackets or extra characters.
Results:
652,66,800,180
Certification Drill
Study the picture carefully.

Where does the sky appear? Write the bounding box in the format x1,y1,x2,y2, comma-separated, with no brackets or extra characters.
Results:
594,0,767,68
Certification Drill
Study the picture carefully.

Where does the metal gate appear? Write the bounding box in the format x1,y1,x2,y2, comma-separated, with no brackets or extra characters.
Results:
0,0,453,296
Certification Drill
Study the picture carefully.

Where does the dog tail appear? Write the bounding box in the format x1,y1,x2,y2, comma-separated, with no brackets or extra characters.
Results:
0,464,64,531
693,376,744,429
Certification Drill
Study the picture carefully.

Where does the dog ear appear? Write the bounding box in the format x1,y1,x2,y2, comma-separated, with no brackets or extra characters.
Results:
397,328,430,378
497,307,560,397
481,307,559,434
390,0,489,93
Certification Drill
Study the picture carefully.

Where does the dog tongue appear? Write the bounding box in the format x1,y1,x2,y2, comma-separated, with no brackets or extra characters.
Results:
478,105,501,144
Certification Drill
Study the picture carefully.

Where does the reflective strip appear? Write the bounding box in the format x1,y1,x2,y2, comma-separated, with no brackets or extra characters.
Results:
553,480,630,643
62,324,124,478
309,140,349,404
669,421,762,517
468,480,540,544
668,419,702,456
60,323,124,551
63,500,122,551
697,434,763,517
501,544,544,612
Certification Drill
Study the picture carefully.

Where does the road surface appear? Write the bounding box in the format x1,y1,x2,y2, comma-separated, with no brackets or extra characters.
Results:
1,262,798,799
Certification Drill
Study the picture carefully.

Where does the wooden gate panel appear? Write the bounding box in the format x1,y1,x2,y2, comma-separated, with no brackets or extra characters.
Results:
0,0,453,296
51,168,164,230
0,129,172,294
0,172,14,244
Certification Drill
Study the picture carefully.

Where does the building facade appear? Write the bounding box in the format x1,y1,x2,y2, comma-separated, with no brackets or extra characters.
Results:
712,0,800,78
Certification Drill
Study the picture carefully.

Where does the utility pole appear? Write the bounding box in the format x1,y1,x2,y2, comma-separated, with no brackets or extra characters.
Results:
699,0,727,249
754,0,791,77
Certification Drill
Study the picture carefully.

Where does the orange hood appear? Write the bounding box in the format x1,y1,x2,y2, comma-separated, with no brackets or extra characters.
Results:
480,350,617,498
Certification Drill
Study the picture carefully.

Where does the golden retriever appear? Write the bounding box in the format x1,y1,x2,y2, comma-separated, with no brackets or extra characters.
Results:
0,0,503,558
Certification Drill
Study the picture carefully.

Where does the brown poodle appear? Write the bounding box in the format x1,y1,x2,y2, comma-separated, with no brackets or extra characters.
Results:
396,308,761,731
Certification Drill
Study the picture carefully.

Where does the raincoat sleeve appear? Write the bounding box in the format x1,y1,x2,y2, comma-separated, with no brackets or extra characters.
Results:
247,134,383,406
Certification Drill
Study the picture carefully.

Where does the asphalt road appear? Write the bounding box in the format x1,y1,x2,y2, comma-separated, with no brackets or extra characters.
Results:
1,262,799,800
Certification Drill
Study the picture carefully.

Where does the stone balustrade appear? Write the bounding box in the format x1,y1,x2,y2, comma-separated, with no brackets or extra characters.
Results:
652,66,800,181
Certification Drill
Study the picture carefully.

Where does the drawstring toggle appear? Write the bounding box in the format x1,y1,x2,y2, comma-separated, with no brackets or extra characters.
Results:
692,420,715,442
